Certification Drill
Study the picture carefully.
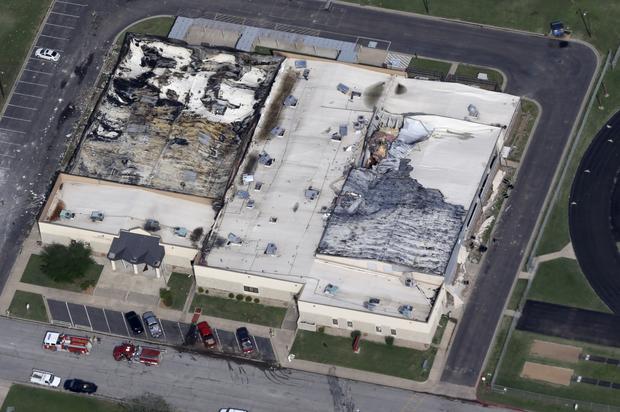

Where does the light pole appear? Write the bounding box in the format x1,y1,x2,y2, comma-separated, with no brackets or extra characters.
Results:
577,8,592,37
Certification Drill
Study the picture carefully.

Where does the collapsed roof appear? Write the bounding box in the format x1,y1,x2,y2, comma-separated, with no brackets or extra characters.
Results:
70,34,283,198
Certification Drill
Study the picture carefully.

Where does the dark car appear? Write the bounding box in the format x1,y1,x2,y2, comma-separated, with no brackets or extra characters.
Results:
235,327,254,354
63,379,97,394
124,311,144,334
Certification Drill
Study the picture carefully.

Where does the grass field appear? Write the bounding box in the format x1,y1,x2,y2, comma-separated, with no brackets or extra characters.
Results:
507,99,539,162
455,64,504,87
528,258,610,313
21,254,103,293
495,330,620,407
507,279,528,311
291,330,436,381
481,315,513,380
8,290,48,322
0,0,53,109
191,294,287,327
407,56,451,74
1,384,120,412
165,272,193,310
116,16,175,45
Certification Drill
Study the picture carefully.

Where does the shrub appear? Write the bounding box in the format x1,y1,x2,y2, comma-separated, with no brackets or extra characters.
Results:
228,292,235,299
350,330,361,339
385,336,394,346
159,288,173,307
236,294,244,300
253,298,260,304
197,287,204,294
245,295,252,302
41,242,95,283
317,326,325,334
205,289,209,294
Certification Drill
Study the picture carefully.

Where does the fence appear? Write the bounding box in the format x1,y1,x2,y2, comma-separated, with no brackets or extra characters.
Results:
490,384,620,412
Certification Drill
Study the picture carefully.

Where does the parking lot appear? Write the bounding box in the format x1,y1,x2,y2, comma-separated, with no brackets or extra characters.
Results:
0,0,90,160
46,299,276,363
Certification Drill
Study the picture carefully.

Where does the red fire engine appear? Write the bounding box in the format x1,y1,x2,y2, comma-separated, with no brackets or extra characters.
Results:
113,342,162,366
42,331,92,355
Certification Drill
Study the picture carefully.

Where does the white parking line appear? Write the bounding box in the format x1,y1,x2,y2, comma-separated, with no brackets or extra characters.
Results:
213,328,222,350
39,34,70,41
83,305,93,330
65,302,75,326
102,309,112,333
18,80,48,87
120,313,131,336
0,140,22,146
8,104,37,111
24,68,51,75
56,0,88,6
1,116,31,123
0,127,26,134
0,153,15,158
252,336,260,354
50,10,80,18
176,322,185,344
45,22,75,29
13,92,43,99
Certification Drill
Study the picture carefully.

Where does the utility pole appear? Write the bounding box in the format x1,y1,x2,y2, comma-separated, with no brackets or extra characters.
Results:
0,71,5,99
422,0,430,14
577,8,592,37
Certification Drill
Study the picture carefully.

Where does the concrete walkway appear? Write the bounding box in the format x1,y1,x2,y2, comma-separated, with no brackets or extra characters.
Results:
536,242,576,263
0,378,11,408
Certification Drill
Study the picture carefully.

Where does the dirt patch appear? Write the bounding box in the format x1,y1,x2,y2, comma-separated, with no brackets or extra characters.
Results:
521,361,573,386
530,339,581,363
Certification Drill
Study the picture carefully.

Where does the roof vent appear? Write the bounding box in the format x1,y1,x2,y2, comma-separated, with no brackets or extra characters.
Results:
60,209,75,220
337,83,349,94
90,211,104,222
258,151,274,167
283,95,298,107
236,190,250,199
467,104,479,118
227,233,242,245
271,126,285,137
247,199,255,209
404,278,416,288
144,219,160,232
264,243,277,255
174,227,188,237
302,69,310,80
398,304,414,319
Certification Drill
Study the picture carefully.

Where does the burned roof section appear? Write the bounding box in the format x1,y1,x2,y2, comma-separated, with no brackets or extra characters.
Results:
317,160,466,275
71,34,283,198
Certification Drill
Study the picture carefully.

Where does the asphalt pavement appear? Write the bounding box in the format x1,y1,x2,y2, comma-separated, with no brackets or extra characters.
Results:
0,0,598,391
0,316,510,412
569,110,620,314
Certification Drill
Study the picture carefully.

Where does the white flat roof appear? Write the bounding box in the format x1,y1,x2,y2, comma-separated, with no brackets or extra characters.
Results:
43,176,215,248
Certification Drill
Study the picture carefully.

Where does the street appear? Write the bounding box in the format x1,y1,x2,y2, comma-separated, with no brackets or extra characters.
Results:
0,317,508,412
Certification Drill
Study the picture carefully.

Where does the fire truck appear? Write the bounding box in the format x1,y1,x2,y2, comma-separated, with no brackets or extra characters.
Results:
113,342,162,366
42,331,92,355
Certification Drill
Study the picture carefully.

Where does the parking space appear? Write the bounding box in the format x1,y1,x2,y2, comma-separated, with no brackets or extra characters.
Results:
66,302,90,328
86,306,109,333
161,320,184,345
47,299,72,325
104,309,129,336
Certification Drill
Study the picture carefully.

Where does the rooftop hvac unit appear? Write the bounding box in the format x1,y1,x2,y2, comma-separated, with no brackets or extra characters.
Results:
323,284,339,296
227,233,242,245
258,151,274,167
404,278,416,288
283,95,298,107
399,304,414,318
60,209,75,220
90,211,104,222
264,243,278,256
270,126,285,137
302,69,310,80
363,298,381,310
144,219,160,232
242,174,254,184
304,187,320,200
174,227,188,237
337,83,350,94
246,199,255,209
294,60,307,69
236,190,250,199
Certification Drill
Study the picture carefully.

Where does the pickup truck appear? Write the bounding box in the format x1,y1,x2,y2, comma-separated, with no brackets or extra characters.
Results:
30,369,61,387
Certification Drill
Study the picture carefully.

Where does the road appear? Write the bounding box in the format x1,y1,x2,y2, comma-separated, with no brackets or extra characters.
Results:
569,110,620,314
0,0,598,391
0,317,508,412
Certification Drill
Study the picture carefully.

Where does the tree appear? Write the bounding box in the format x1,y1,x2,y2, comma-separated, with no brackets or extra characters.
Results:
40,242,94,283
122,394,176,412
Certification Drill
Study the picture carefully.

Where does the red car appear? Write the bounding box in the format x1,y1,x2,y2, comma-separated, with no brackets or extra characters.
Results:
196,321,217,348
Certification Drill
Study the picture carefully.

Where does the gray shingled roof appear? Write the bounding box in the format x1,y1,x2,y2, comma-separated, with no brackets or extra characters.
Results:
107,230,165,268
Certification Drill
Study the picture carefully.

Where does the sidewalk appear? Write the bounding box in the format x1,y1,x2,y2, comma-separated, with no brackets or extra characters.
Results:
0,378,11,408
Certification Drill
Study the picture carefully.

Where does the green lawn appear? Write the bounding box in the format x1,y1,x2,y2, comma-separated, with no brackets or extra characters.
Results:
8,290,48,322
166,272,193,310
291,330,436,381
507,279,528,311
0,0,53,109
1,384,120,412
21,254,103,293
481,315,513,380
407,57,451,74
191,294,287,328
495,330,620,407
507,99,539,162
116,16,175,45
455,64,504,87
528,258,610,313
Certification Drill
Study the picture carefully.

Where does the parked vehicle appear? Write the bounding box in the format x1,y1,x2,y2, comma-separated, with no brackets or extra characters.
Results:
63,379,97,394
113,342,161,366
42,331,92,355
197,321,217,348
30,370,61,387
124,311,144,335
235,327,254,354
219,409,248,412
142,311,163,338
34,48,60,61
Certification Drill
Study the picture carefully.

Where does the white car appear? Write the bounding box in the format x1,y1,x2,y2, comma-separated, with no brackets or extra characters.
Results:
34,48,60,62
30,369,61,387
